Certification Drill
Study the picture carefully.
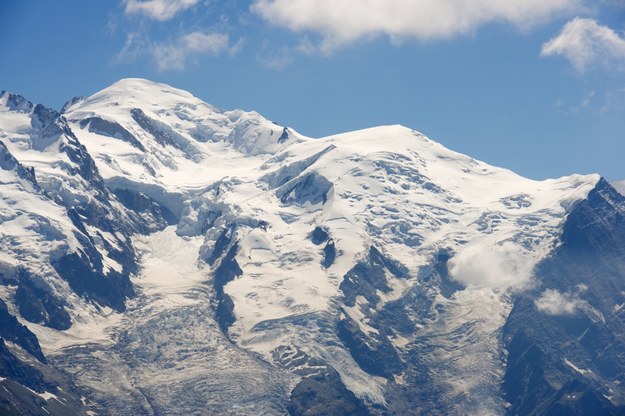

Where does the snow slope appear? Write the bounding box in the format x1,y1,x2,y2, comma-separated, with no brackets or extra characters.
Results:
0,79,609,415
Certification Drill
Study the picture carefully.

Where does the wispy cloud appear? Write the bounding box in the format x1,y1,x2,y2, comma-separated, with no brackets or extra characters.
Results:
151,31,238,71
553,87,625,114
257,45,293,69
251,0,581,52
116,32,146,63
554,90,596,114
124,0,199,21
541,17,625,73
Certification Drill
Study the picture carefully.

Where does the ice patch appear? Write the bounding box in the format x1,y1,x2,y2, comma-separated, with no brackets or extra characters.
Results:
564,358,593,376
133,226,207,309
417,288,513,415
37,391,59,401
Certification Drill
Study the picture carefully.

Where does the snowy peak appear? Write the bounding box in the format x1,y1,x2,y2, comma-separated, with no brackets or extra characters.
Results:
65,78,298,160
67,78,220,116
0,140,39,190
0,90,35,113
0,90,65,155
57,79,306,200
1,78,621,416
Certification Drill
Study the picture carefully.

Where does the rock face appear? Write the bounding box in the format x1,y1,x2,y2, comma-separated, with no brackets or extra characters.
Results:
503,179,625,415
0,79,623,415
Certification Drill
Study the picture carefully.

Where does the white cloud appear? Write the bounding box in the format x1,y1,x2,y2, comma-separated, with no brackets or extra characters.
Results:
541,18,625,73
251,0,581,51
125,0,199,21
447,241,535,291
152,32,235,71
534,288,586,315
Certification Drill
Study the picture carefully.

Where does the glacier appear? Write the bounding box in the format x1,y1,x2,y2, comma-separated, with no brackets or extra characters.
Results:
0,79,624,415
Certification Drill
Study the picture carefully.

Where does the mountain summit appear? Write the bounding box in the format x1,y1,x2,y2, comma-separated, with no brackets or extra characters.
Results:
0,79,624,415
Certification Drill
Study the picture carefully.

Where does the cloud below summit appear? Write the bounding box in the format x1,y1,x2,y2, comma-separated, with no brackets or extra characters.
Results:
534,288,587,315
448,241,535,291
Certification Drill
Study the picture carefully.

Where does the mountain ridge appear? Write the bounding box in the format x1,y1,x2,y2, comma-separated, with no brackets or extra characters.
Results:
0,78,623,416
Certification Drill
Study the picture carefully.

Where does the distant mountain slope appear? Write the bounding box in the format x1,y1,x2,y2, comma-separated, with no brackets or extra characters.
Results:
612,179,625,196
0,79,623,415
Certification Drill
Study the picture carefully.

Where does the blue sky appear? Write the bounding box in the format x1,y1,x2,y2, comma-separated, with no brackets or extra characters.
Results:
1,0,624,180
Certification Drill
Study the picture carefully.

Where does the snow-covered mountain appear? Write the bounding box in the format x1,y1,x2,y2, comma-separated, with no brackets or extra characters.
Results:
1,79,624,415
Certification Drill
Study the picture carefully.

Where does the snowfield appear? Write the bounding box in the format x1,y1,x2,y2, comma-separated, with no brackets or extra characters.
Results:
0,79,611,415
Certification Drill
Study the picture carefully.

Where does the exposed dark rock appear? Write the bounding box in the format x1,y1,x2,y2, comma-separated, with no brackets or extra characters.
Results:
369,246,408,279
130,108,183,150
113,188,176,231
0,300,45,363
66,202,137,275
60,96,84,113
503,179,625,415
503,327,561,415
5,85,625,416
340,246,408,307
206,224,236,266
322,239,336,268
60,204,137,314
287,367,371,416
424,249,463,298
13,269,71,331
32,104,60,133
0,142,39,188
0,404,18,416
310,227,329,245
262,145,335,190
278,127,290,144
0,92,34,113
79,117,145,151
0,339,49,393
215,294,236,336
0,339,86,416
336,314,402,379
540,379,619,416
52,252,134,312
256,219,269,231
310,227,336,268
57,118,105,186
277,172,333,206
0,272,17,287
213,244,243,335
